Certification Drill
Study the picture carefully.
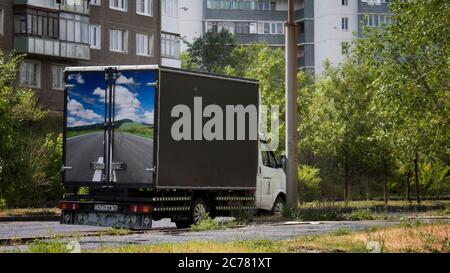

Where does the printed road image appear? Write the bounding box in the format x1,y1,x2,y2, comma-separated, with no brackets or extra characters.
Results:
65,70,156,184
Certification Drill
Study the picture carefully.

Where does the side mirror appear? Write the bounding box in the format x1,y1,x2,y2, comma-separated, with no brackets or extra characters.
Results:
280,155,287,170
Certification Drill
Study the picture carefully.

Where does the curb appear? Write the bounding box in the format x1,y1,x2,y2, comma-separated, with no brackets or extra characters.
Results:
0,215,60,222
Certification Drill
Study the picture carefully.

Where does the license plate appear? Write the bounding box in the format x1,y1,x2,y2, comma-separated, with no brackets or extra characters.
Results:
94,204,118,212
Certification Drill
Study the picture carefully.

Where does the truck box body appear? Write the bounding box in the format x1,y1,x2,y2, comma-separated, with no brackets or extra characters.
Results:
63,66,259,190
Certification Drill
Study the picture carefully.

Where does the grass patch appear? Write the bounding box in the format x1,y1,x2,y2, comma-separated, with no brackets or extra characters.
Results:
0,208,60,217
443,206,450,215
100,228,131,236
283,205,345,221
116,122,153,139
54,223,450,253
301,200,450,208
190,214,221,232
348,209,376,221
27,239,70,253
332,228,352,236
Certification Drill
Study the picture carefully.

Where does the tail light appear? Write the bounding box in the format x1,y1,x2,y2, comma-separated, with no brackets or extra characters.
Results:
58,202,80,211
128,205,153,213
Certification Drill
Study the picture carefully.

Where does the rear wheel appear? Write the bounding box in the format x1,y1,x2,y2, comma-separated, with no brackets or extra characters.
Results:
175,197,209,229
192,197,209,224
271,197,285,216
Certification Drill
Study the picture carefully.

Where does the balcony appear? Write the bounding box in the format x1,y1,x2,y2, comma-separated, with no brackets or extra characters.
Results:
13,0,90,15
14,36,90,60
14,0,59,10
60,0,90,15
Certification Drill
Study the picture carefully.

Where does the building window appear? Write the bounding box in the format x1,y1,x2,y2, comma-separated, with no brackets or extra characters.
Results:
258,21,284,35
52,65,65,90
19,61,41,88
91,0,101,5
109,28,127,53
341,17,349,31
137,0,153,16
207,0,276,11
162,0,178,17
90,25,101,49
161,33,180,59
206,21,235,34
235,22,257,34
14,11,60,40
0,9,4,36
136,33,154,57
364,14,393,27
59,13,89,43
341,42,350,55
109,0,128,11
342,0,348,6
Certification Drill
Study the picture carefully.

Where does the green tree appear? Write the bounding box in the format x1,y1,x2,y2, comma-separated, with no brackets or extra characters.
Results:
225,44,287,152
0,51,62,206
354,0,450,203
184,30,236,73
302,60,377,202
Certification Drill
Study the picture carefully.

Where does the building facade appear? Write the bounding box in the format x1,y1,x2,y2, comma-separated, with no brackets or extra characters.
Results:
179,0,391,75
0,0,163,111
315,0,392,74
161,0,181,68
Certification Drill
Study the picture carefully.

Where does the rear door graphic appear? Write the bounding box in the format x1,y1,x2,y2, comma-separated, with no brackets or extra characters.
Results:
64,68,157,186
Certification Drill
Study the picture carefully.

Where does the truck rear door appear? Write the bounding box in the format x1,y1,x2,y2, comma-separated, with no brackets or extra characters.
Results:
63,67,157,187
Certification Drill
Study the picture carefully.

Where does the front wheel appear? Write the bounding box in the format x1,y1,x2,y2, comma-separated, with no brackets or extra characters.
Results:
271,197,285,216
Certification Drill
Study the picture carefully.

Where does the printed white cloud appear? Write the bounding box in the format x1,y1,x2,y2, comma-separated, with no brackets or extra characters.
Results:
68,73,85,84
93,85,143,122
67,117,95,127
67,98,102,122
115,75,135,85
93,87,106,102
140,111,154,125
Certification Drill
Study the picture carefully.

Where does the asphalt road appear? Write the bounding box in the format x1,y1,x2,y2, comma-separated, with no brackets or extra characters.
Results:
65,132,153,184
0,219,403,251
66,132,104,182
114,132,153,183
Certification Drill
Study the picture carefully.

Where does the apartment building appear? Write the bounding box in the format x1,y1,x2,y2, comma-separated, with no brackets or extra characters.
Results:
161,0,181,68
315,0,392,74
179,0,392,74
0,0,161,111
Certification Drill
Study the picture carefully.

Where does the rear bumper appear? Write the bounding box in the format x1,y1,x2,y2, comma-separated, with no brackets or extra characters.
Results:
60,210,152,229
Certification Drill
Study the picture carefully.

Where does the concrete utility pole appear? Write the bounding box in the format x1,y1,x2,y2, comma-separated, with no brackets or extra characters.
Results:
285,0,298,207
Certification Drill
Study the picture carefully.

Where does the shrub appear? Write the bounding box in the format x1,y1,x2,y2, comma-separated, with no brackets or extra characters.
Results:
283,204,345,221
0,198,6,209
190,214,221,232
298,165,322,202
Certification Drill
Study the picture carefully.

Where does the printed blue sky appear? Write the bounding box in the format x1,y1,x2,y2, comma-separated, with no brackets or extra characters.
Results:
67,70,156,128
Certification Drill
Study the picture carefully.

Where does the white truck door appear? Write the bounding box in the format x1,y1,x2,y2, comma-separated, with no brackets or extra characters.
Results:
259,145,280,211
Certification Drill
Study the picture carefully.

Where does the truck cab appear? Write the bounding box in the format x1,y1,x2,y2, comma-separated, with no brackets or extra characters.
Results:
257,141,286,215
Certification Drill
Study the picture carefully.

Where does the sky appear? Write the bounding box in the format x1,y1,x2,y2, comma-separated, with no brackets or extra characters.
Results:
66,70,156,128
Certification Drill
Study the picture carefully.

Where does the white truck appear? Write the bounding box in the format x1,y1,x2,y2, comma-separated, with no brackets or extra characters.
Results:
59,65,286,229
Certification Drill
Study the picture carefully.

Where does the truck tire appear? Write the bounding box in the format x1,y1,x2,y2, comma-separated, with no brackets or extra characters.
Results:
271,197,285,216
191,197,209,224
175,197,209,229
